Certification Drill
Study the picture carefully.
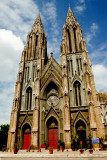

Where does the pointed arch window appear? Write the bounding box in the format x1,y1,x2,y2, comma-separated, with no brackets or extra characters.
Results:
74,81,81,106
67,29,72,53
42,33,45,45
73,28,78,52
15,99,18,109
106,113,107,123
35,35,38,59
26,87,32,110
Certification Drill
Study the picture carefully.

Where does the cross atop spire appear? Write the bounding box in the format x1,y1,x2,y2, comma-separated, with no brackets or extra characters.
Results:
50,52,53,57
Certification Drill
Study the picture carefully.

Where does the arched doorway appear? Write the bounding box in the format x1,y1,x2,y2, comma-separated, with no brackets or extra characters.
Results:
47,116,58,149
73,81,81,106
23,123,31,149
76,120,86,147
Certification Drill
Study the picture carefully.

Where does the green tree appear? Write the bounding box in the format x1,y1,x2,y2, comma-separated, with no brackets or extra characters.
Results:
0,124,9,150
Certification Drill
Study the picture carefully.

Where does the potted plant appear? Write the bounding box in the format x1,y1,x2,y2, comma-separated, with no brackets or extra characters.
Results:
57,139,61,151
87,135,93,153
71,135,79,151
57,144,60,151
29,145,32,152
2,148,5,152
2,145,6,152
100,134,107,150
14,143,18,154
61,142,65,152
89,149,93,153
72,148,75,151
80,149,84,153
79,141,84,154
37,147,41,152
49,147,53,154
44,140,47,149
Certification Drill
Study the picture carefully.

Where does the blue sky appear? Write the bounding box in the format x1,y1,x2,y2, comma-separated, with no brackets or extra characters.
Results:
0,0,107,124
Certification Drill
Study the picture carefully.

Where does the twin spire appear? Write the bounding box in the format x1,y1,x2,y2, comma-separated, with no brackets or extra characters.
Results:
31,5,78,33
24,5,83,60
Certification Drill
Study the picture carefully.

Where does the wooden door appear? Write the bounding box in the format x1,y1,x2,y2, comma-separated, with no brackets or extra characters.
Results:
23,133,31,149
48,128,58,149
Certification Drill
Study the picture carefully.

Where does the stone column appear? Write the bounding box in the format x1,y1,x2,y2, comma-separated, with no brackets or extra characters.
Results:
64,103,71,149
32,105,39,147
61,54,71,149
7,110,18,150
90,75,105,138
32,64,40,147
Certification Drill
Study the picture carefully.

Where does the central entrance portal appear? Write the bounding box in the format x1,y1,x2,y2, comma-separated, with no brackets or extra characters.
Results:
76,120,86,148
47,116,58,149
23,123,31,149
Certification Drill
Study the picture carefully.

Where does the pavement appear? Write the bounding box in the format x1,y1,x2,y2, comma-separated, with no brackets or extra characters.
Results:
0,149,107,160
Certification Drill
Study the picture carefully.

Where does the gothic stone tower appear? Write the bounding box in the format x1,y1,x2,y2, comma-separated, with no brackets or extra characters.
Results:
7,6,105,150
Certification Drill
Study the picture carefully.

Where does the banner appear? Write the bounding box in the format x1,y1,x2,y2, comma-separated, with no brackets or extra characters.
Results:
91,138,99,144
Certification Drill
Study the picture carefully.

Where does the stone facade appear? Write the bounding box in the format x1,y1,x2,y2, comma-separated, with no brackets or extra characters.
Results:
7,6,106,150
98,92,107,133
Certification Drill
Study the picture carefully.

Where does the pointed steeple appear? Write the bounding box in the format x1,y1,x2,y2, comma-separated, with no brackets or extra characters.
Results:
67,4,74,16
65,5,78,26
31,13,44,33
61,5,86,54
24,13,47,62
33,13,42,26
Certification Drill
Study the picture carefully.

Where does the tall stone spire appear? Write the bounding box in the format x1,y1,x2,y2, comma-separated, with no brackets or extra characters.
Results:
31,13,44,33
24,13,47,62
61,5,86,54
65,5,78,26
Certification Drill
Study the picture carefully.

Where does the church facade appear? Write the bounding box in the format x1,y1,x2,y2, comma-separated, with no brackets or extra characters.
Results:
7,6,105,150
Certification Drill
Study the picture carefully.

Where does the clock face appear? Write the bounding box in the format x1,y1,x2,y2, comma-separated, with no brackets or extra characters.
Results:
47,95,59,107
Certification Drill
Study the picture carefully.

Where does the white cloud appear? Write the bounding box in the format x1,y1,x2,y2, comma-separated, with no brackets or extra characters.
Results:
91,23,98,35
89,43,107,69
0,29,24,82
0,0,40,124
85,23,98,46
0,0,39,42
41,1,60,56
0,0,60,57
79,0,85,3
0,29,23,125
42,2,57,22
74,0,86,14
74,4,86,13
0,83,15,125
92,64,107,92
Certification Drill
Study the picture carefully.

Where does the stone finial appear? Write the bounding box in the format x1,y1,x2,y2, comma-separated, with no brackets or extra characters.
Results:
34,13,41,24
31,13,44,33
65,5,78,26
50,52,53,57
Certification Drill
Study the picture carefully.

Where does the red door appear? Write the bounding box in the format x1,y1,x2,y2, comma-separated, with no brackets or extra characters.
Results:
48,128,58,149
23,133,31,149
